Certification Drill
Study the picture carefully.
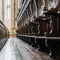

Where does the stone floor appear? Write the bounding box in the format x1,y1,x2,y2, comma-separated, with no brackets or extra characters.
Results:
0,37,54,60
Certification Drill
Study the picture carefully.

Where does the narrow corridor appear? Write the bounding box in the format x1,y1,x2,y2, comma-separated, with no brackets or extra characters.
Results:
0,37,54,60
0,0,60,60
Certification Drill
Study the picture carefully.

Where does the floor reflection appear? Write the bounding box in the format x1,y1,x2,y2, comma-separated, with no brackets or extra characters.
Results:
0,37,54,60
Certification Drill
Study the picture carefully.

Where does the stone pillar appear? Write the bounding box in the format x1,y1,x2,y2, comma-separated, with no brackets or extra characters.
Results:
2,0,4,21
0,0,4,22
11,0,18,37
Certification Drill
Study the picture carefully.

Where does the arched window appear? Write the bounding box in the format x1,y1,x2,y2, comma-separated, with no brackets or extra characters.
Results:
4,0,11,20
33,0,37,17
48,0,58,10
39,0,45,16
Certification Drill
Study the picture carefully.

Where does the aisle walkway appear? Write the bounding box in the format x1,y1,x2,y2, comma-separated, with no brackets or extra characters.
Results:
0,37,54,60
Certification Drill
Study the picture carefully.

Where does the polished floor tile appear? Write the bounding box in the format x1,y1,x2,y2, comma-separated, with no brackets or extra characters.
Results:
0,37,54,60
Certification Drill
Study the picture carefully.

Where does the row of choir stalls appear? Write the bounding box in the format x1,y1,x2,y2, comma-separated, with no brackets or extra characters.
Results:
16,0,60,60
0,20,9,50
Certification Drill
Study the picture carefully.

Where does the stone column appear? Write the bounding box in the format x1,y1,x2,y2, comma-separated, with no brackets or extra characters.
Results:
11,0,18,37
